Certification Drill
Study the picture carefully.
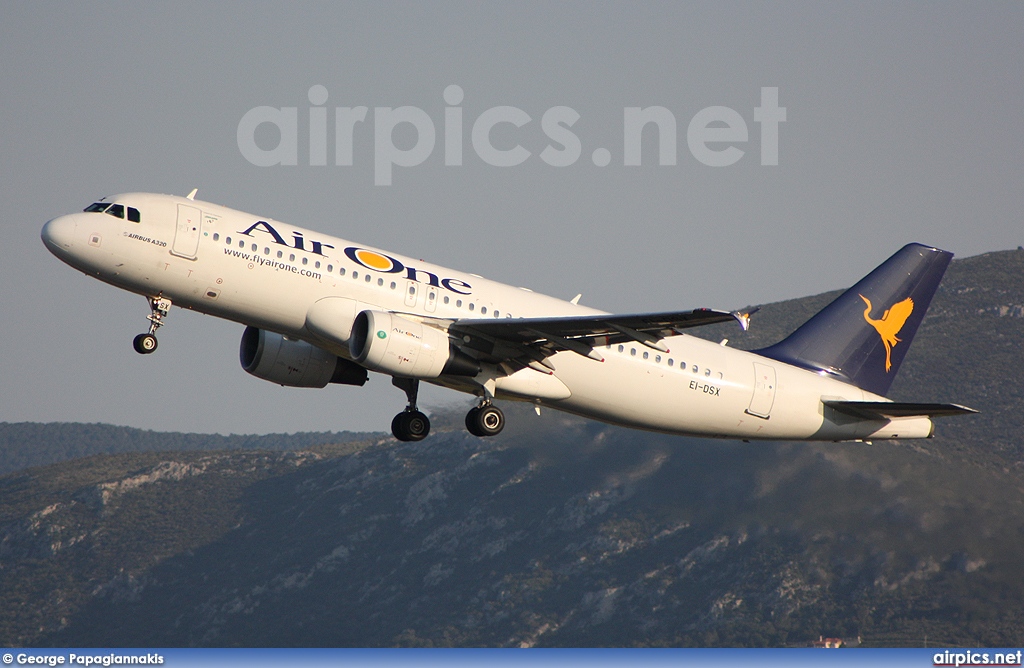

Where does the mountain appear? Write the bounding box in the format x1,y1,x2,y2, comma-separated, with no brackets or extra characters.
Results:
0,423,368,477
1,248,1023,648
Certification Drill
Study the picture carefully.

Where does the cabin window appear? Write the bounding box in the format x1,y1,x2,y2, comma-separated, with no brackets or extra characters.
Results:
127,207,141,223
377,278,384,286
277,250,283,258
456,299,463,308
290,254,296,262
643,351,649,360
302,257,308,265
365,274,371,282
494,311,500,318
668,359,674,367
212,233,219,241
315,261,321,269
238,240,244,248
692,364,698,373
391,281,396,289
630,348,637,356
339,268,346,276
264,247,270,255
469,303,475,311
705,368,711,377
226,237,232,245
327,265,333,272
443,295,450,304
655,355,662,363
251,244,257,252
481,307,488,315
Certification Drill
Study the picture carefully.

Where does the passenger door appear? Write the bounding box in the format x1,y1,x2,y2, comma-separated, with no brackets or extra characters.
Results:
171,204,201,259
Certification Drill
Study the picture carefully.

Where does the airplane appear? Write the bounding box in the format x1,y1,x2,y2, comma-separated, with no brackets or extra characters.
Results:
41,191,975,442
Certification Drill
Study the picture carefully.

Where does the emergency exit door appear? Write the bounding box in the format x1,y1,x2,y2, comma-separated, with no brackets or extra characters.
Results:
746,362,777,419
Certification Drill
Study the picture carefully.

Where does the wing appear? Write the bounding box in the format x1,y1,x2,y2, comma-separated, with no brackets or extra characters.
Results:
445,308,753,373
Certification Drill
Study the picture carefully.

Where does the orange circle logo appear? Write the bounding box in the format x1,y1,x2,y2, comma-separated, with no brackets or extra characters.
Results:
346,247,405,274
355,250,393,270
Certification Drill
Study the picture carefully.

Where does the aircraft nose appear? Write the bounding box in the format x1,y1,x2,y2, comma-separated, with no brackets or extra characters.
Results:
41,215,77,255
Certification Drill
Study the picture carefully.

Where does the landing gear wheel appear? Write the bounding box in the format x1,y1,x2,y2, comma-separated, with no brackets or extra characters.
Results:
133,333,158,354
133,296,171,355
466,404,505,437
392,410,430,442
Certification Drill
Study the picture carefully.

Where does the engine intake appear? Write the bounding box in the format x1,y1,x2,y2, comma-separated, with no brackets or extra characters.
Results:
240,326,368,388
350,310,479,379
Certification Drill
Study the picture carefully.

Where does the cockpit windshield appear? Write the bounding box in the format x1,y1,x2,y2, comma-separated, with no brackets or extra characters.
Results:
84,202,141,222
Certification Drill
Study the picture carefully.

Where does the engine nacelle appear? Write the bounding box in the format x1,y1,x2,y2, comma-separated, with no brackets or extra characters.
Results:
350,310,479,379
240,326,368,388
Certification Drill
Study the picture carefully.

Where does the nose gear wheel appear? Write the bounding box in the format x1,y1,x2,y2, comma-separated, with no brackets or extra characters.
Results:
133,296,172,355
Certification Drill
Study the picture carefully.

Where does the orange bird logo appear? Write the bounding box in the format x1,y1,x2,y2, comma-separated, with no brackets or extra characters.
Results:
860,295,914,372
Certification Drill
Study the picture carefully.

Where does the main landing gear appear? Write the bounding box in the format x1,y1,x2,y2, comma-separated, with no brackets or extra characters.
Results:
132,296,172,355
391,377,431,442
389,378,507,441
466,402,505,437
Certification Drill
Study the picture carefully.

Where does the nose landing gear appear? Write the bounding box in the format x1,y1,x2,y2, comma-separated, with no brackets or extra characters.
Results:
133,296,172,355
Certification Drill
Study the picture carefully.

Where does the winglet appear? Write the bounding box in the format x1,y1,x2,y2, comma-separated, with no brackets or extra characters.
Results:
186,188,198,200
570,294,582,305
731,307,758,332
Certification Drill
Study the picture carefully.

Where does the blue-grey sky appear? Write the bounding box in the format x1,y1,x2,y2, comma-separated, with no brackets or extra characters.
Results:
3,2,1022,434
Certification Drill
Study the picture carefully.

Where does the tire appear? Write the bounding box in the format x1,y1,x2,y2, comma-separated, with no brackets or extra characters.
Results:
133,333,158,354
466,404,504,437
465,406,485,437
392,410,430,442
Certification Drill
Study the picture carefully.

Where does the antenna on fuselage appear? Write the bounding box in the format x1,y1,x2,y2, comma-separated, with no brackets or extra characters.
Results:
186,188,198,200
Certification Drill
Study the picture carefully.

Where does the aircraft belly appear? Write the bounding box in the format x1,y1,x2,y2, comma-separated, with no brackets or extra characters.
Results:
547,349,755,437
547,343,875,440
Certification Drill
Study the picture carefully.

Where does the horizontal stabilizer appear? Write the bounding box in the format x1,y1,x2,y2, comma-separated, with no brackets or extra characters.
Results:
823,400,978,420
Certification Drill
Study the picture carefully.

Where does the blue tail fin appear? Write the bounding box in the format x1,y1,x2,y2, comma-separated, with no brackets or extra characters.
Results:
755,243,952,396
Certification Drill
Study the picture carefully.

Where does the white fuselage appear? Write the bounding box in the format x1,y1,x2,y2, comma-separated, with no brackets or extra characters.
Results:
42,193,934,441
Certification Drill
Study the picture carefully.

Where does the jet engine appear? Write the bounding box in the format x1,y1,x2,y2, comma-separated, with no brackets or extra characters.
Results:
349,310,479,378
240,326,368,388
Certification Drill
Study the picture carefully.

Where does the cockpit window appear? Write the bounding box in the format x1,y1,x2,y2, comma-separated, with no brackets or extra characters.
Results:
84,201,140,222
